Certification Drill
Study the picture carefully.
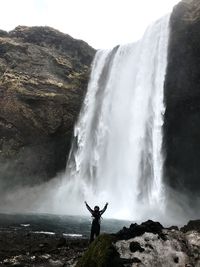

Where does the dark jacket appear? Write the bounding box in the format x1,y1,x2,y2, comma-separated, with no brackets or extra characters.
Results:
85,203,108,224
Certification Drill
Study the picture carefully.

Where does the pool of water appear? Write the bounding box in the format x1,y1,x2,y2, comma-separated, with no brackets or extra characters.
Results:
0,213,131,238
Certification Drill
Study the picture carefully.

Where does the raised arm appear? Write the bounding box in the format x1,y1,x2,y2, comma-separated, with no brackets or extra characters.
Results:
84,201,93,214
100,202,108,215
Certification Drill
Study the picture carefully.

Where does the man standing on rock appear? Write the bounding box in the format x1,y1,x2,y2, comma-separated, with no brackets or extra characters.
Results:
84,201,108,243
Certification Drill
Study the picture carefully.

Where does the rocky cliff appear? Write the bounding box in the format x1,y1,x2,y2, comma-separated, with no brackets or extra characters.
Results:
164,0,200,197
0,26,95,188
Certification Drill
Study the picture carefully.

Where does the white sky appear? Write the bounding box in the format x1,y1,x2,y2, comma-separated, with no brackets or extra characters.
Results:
0,0,180,49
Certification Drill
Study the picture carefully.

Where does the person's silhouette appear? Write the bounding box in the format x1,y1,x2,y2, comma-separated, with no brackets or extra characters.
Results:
84,201,108,243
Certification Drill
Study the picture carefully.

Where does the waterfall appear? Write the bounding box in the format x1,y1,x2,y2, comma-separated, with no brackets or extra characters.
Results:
53,15,170,221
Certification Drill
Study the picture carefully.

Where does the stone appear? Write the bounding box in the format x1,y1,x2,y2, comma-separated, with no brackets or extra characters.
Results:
116,220,164,240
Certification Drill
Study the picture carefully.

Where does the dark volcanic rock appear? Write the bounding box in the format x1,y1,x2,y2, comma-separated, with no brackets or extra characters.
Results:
0,230,88,267
129,241,145,253
0,26,95,187
181,219,200,233
164,0,200,196
116,220,164,240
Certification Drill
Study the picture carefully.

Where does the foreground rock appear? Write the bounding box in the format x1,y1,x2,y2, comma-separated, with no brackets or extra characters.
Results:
0,230,88,267
0,26,95,189
0,220,199,267
76,220,200,267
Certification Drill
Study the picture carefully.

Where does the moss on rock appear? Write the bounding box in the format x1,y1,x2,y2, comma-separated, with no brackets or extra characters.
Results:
76,234,122,267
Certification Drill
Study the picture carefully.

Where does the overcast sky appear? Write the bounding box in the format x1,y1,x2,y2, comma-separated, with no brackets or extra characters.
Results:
0,0,180,49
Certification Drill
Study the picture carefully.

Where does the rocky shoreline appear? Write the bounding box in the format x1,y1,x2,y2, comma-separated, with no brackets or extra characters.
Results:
0,230,88,267
0,219,200,267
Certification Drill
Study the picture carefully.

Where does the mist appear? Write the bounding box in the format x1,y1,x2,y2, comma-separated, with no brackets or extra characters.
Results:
0,170,200,228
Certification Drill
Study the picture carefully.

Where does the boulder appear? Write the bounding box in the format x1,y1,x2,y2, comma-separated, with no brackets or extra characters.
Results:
116,220,164,240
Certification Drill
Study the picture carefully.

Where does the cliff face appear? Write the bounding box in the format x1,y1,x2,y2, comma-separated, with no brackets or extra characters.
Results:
0,26,95,188
164,0,200,196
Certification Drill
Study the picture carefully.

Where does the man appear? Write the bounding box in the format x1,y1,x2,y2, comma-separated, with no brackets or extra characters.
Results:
84,201,108,243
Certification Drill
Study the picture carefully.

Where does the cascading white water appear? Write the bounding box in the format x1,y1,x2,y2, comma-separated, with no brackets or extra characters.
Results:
53,15,170,221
